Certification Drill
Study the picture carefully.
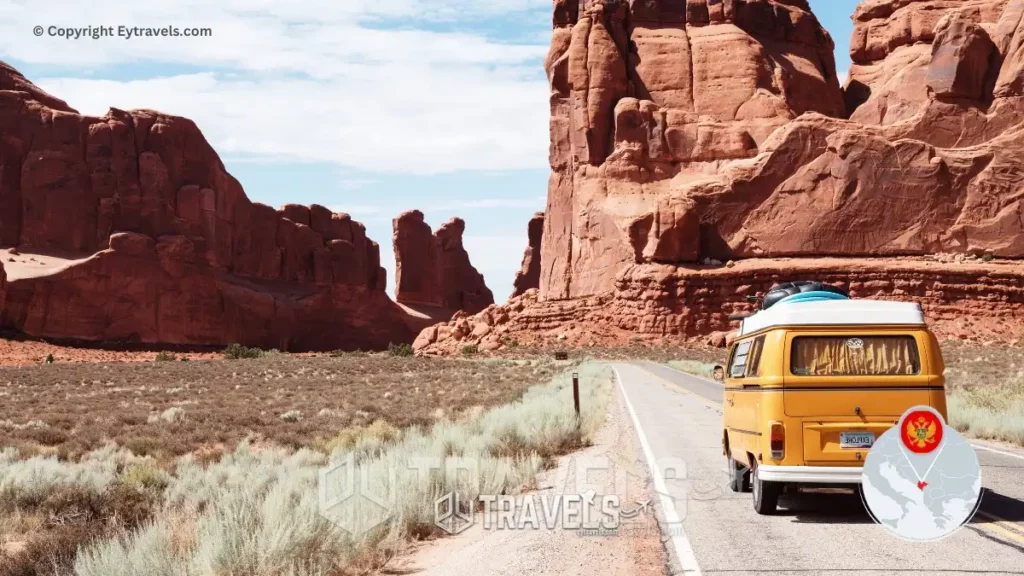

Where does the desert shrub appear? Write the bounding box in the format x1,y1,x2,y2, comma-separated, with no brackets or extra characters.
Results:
387,343,414,357
319,420,402,458
154,352,177,362
461,344,479,356
0,448,125,511
120,462,171,493
948,373,1024,446
222,344,264,360
279,410,304,423
147,407,184,425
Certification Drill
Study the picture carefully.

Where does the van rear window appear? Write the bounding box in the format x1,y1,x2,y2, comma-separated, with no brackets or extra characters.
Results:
790,336,921,376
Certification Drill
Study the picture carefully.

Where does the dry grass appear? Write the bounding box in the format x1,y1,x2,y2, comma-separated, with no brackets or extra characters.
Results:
0,353,608,575
941,341,1024,446
0,355,568,463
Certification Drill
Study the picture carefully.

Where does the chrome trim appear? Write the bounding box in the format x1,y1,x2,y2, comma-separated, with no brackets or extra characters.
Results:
756,465,863,484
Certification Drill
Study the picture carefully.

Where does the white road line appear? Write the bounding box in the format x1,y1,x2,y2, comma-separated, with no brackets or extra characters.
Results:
614,366,703,576
971,443,1024,462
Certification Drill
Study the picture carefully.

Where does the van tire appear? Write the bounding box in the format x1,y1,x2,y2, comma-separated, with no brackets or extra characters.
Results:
728,454,750,493
752,461,781,515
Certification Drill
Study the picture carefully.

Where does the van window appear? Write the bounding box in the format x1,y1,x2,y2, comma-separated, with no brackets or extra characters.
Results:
747,336,765,377
729,341,752,378
791,336,921,376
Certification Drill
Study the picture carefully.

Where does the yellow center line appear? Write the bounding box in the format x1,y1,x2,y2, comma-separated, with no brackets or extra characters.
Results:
636,365,1024,546
974,511,1024,541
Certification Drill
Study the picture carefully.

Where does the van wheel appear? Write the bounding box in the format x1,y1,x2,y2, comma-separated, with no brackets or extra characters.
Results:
727,453,750,493
752,461,780,515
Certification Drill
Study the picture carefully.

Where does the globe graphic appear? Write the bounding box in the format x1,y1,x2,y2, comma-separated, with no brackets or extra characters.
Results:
861,419,982,542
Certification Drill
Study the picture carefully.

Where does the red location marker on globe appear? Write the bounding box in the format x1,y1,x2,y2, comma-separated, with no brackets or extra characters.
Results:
900,409,944,455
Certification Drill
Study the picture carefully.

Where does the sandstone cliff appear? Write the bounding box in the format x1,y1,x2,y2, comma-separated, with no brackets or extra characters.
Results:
393,211,494,315
427,0,1024,354
542,0,1024,301
0,62,412,351
511,212,545,298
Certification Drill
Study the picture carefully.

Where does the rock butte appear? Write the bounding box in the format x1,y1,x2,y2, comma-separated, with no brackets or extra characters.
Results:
0,61,494,351
393,210,494,315
418,0,1024,354
511,212,545,298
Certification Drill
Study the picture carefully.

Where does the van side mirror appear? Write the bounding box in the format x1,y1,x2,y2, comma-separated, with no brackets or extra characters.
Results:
713,365,725,382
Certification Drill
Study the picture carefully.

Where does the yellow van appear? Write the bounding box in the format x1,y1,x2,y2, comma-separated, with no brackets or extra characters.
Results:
717,292,947,515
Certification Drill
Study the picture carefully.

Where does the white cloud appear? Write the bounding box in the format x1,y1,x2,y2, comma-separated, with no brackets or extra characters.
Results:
1,0,552,175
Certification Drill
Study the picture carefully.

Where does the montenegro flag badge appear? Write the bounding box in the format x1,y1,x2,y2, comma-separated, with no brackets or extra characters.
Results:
900,409,944,454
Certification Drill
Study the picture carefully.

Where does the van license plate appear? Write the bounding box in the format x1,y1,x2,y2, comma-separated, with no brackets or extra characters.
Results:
840,432,875,449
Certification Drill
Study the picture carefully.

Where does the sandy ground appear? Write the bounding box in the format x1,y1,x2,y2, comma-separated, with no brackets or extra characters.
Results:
1,249,88,281
390,379,669,576
0,338,222,366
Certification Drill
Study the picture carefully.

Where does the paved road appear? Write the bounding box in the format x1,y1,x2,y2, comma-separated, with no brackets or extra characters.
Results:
614,362,1024,576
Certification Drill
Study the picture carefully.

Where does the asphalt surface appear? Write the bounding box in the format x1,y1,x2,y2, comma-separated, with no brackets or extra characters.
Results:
614,362,1024,576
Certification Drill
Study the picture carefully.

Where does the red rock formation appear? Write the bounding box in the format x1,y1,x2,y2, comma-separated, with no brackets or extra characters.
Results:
846,0,1008,123
511,212,545,298
418,257,1024,355
459,0,1024,354
539,0,1024,298
393,211,494,314
0,62,411,351
543,0,848,299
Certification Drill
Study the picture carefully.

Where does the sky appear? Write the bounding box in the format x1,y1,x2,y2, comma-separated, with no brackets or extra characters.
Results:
0,0,860,302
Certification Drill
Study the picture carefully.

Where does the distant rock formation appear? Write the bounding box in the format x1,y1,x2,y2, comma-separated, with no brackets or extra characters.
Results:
511,212,544,298
393,210,494,314
0,61,412,351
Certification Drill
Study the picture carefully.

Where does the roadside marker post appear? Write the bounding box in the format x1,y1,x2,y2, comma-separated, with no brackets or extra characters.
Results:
572,372,581,423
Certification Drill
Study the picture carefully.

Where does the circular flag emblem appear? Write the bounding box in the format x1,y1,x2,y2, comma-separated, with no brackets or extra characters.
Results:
900,409,943,454
861,406,982,542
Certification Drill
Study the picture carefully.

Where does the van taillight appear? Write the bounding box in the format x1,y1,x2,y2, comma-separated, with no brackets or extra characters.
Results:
769,422,785,460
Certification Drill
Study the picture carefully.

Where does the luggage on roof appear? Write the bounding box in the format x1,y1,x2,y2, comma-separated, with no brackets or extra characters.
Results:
761,281,849,310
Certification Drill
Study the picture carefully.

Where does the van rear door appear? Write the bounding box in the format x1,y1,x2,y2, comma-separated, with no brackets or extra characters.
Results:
782,332,940,464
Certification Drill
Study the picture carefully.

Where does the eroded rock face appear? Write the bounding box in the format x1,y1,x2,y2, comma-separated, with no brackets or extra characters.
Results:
846,0,1008,123
393,211,494,314
538,0,1024,304
543,0,847,298
0,62,410,351
511,212,545,298
418,258,1024,355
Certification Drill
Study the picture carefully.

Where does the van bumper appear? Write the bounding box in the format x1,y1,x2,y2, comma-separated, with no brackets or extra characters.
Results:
757,465,863,484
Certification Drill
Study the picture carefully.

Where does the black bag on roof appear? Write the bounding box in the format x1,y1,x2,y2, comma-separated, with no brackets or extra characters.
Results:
761,281,849,311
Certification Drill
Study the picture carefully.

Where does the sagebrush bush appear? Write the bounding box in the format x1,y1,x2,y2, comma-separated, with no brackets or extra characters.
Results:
222,344,264,360
948,375,1024,446
387,343,413,357
155,352,177,362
